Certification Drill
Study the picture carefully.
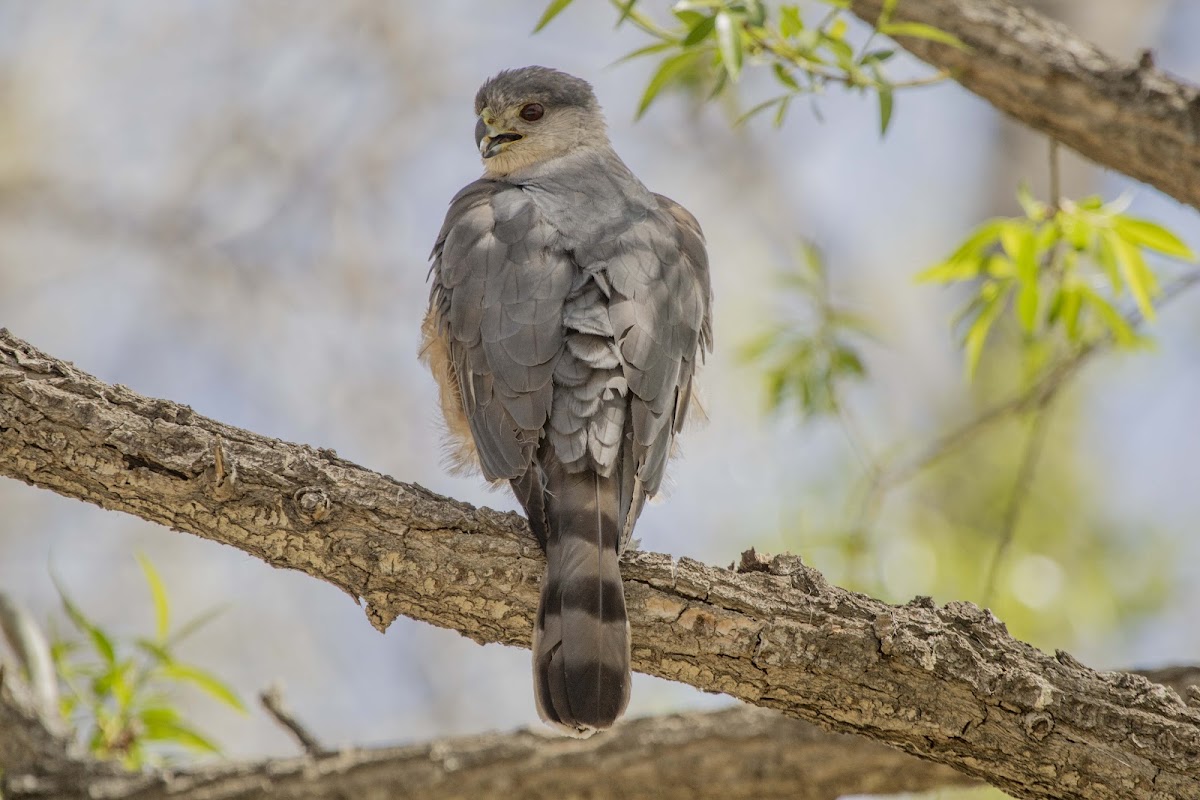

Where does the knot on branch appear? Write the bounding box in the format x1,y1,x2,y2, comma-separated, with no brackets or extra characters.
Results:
210,438,237,501
294,487,333,523
734,548,827,594
1023,711,1054,741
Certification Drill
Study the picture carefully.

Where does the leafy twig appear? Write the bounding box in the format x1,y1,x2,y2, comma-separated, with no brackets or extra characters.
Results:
884,270,1200,490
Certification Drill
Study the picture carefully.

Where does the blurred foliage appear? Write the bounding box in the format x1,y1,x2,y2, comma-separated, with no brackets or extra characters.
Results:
741,243,872,419
920,186,1197,379
51,556,244,769
537,0,959,130
540,2,1200,667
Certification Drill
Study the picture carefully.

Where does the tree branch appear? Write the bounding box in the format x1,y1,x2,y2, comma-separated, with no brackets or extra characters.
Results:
2,328,1200,800
850,0,1200,212
5,703,976,800
6,663,1196,800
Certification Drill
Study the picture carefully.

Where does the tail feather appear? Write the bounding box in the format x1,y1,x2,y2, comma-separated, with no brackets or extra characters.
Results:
521,458,631,736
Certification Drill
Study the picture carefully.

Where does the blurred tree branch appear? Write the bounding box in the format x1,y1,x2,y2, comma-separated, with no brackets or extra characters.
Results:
848,0,1200,211
3,329,1200,800
0,699,977,800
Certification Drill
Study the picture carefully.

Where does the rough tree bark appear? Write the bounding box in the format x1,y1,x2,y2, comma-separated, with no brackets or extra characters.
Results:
0,696,976,800
850,0,1200,212
3,330,1200,800
7,669,1197,800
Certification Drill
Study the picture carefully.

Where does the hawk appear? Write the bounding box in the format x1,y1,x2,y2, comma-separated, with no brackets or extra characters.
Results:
422,66,712,736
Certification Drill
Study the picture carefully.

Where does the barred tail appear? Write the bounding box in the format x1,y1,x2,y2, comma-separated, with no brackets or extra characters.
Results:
517,461,630,737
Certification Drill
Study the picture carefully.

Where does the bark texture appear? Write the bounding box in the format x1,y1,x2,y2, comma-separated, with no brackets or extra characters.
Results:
2,702,975,800
850,0,1200,212
4,329,1200,799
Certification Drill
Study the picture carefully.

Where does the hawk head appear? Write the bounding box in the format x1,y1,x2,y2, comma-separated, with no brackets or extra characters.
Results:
473,66,606,176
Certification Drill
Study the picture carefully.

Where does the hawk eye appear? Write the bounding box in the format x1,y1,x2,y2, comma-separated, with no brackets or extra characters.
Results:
519,103,544,122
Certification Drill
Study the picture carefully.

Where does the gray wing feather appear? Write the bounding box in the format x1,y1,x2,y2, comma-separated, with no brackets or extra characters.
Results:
430,180,573,481
604,194,712,501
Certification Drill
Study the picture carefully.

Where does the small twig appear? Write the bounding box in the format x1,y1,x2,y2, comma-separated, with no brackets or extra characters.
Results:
836,401,873,472
260,684,325,757
837,404,887,587
982,400,1055,605
1048,138,1062,210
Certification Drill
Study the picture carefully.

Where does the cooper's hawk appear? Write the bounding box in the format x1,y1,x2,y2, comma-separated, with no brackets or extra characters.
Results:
422,66,712,736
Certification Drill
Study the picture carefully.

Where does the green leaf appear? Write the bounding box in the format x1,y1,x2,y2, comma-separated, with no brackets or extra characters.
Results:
54,575,117,666
167,604,228,647
637,51,700,118
832,346,866,377
874,68,894,135
614,0,639,27
820,33,854,66
773,62,800,90
1000,221,1033,264
682,14,716,47
136,555,170,643
1106,230,1159,321
764,366,787,411
916,256,982,283
780,5,803,37
879,22,967,49
1079,285,1138,345
1017,276,1039,333
1094,231,1124,294
137,706,180,728
827,17,848,40
92,658,132,696
673,9,706,27
161,663,247,713
139,716,221,754
860,48,896,65
1016,183,1048,221
946,218,1006,263
773,94,793,127
1034,219,1059,256
1060,285,1083,341
135,637,173,665
963,286,1006,380
735,94,789,126
1112,216,1196,261
612,41,678,66
1061,211,1093,251
743,0,766,27
715,11,743,80
533,0,575,32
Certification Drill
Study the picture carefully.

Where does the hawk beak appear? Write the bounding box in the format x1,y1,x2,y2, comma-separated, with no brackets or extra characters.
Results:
476,112,522,159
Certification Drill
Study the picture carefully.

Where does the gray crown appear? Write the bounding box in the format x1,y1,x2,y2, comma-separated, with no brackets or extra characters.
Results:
475,66,598,114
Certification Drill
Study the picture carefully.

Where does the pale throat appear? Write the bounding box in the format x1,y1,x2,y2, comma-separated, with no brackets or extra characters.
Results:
482,138,608,179
481,146,551,178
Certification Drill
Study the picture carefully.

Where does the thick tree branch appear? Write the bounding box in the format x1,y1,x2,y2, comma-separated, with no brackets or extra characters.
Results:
6,667,1197,799
2,329,1199,800
0,690,120,795
3,703,975,800
850,0,1200,212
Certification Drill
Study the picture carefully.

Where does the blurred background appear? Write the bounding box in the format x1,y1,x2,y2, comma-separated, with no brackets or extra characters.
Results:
1,0,1198,788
